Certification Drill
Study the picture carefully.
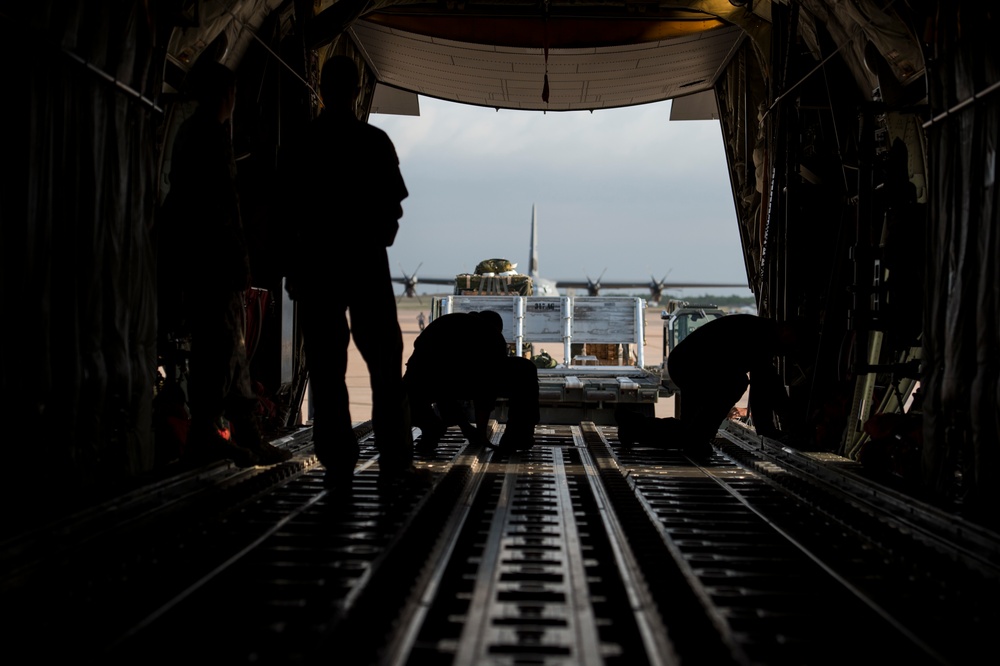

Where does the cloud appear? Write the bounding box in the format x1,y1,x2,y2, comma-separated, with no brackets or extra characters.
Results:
373,95,749,292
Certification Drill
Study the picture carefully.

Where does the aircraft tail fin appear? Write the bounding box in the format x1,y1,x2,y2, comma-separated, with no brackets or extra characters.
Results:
529,204,540,278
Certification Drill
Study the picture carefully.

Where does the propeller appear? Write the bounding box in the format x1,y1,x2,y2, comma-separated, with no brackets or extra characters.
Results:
647,269,672,304
397,263,424,303
585,268,607,296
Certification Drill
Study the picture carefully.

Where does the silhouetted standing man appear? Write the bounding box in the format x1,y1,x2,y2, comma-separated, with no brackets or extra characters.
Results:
281,55,414,492
164,59,290,468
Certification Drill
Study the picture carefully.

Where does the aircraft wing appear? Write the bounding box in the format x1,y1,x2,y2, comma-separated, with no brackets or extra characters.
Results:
391,276,454,286
554,278,747,297
610,281,746,290
554,279,744,290
392,263,457,298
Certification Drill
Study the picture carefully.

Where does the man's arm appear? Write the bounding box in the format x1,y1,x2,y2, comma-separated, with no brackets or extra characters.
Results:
748,363,789,439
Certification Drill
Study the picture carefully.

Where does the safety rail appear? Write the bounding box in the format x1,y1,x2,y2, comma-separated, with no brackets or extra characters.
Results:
432,295,646,367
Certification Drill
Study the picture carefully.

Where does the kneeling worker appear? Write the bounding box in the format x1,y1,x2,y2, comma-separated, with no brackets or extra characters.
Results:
404,310,539,452
616,313,804,459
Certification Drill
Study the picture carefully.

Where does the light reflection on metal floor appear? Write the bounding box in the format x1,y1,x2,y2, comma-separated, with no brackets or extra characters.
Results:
3,420,999,665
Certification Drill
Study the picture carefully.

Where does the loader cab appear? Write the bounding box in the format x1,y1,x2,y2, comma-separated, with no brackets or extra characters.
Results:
659,300,726,395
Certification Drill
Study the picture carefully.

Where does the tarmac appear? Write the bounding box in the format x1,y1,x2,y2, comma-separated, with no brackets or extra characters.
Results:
333,300,743,424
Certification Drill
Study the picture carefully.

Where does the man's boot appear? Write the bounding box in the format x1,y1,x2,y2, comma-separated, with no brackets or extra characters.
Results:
185,416,259,468
497,422,535,451
614,407,649,447
231,414,292,465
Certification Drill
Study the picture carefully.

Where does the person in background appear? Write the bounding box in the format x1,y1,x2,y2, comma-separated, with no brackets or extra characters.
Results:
616,314,805,460
163,58,291,468
403,310,539,454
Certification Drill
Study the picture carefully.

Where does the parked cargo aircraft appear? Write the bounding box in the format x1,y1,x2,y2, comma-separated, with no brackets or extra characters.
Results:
393,204,746,303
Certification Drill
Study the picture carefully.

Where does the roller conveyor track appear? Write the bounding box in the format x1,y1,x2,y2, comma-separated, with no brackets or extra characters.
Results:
3,420,999,665
390,429,676,666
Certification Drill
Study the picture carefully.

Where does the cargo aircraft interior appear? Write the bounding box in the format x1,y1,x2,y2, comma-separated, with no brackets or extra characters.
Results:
3,2,999,664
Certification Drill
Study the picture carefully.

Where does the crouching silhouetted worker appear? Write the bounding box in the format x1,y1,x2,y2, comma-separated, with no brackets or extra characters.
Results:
616,314,804,460
279,55,416,493
404,311,540,453
162,59,291,468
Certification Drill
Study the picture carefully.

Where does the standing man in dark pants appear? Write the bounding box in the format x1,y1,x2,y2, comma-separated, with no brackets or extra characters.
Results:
163,59,291,468
280,55,416,492
404,310,539,453
616,314,803,459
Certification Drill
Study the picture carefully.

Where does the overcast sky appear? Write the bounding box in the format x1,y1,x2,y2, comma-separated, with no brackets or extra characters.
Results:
369,95,753,299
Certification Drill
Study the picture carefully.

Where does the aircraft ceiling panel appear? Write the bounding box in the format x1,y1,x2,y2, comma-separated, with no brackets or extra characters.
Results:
349,21,745,111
